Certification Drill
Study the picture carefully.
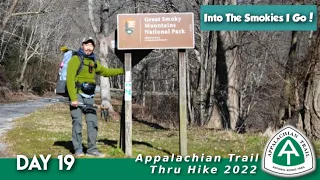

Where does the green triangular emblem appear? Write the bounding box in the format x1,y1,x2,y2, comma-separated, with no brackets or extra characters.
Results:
272,137,304,166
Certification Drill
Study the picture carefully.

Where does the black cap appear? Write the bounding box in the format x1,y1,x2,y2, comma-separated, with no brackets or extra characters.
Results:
82,37,95,47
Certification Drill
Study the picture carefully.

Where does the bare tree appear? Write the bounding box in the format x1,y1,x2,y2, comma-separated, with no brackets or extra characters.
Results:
1,0,48,35
1,0,320,138
301,25,320,139
277,0,311,131
88,0,116,116
88,0,135,118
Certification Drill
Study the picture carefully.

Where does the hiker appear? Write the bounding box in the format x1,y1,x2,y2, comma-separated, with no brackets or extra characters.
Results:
66,37,124,157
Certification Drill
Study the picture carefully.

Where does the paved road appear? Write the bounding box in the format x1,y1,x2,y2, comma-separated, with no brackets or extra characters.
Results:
0,86,102,156
0,97,67,156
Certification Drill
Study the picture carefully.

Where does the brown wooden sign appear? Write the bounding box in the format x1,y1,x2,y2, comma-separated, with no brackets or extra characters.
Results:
117,13,194,50
106,30,152,67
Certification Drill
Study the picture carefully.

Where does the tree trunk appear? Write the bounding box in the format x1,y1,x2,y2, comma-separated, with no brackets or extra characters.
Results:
88,0,117,114
0,0,19,35
205,31,215,123
137,62,147,105
210,0,239,131
303,72,320,139
227,44,239,131
226,0,239,131
198,0,210,126
303,30,320,139
187,50,195,126
199,31,206,126
276,30,300,130
273,0,307,133
19,15,40,86
206,31,223,130
99,37,115,111
214,31,231,129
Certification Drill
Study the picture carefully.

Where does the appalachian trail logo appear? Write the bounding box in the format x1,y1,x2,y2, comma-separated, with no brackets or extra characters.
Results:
262,125,316,178
125,20,135,35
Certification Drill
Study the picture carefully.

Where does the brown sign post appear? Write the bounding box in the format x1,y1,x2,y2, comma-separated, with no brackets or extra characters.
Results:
116,12,194,157
106,30,152,154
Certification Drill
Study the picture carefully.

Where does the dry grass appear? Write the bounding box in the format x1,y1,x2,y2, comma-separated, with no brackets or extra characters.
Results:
0,89,40,104
1,99,320,159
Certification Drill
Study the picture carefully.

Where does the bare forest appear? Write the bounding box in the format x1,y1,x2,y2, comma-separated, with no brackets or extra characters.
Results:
1,0,320,140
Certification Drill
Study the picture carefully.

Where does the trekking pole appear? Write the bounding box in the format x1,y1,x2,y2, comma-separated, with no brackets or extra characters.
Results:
48,98,109,121
71,102,109,121
48,98,100,109
76,102,99,109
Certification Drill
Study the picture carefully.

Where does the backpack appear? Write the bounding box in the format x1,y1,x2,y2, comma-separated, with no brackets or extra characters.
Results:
55,50,96,97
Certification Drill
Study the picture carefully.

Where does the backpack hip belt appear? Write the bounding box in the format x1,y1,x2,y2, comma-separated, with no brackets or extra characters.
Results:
76,82,96,95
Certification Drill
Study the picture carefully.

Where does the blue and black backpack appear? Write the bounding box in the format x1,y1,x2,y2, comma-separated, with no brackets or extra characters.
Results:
55,50,93,97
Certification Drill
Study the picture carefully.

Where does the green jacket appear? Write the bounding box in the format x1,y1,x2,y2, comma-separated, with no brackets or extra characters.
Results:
67,55,124,102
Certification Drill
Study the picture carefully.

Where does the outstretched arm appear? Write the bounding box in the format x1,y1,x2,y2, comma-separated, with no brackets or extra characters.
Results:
96,61,124,77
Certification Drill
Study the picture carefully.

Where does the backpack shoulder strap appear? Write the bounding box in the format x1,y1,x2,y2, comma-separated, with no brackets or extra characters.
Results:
73,52,84,76
93,58,97,68
76,54,84,76
73,51,97,76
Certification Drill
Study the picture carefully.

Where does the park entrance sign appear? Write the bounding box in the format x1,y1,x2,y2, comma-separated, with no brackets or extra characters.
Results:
115,12,194,157
117,12,194,49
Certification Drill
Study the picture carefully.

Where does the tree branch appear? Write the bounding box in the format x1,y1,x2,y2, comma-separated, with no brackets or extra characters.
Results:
88,0,100,42
1,0,52,33
2,30,20,38
108,1,130,18
1,0,19,31
11,0,52,17
164,0,180,12
195,0,201,6
2,31,41,53
11,10,46,16
8,0,19,15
